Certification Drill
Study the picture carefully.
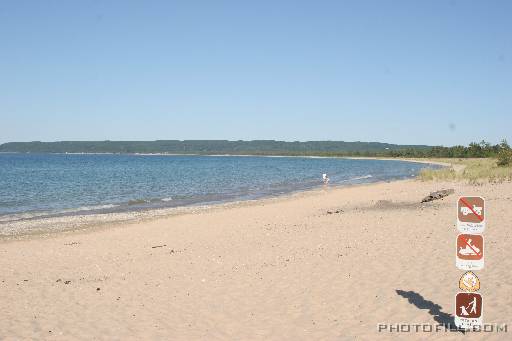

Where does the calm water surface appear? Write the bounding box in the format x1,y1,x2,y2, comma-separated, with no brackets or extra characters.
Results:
0,153,438,222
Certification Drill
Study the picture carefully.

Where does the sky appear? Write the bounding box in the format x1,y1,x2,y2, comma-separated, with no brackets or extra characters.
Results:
0,1,510,146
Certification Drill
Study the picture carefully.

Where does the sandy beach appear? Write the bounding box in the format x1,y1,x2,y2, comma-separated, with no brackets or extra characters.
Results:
1,178,510,340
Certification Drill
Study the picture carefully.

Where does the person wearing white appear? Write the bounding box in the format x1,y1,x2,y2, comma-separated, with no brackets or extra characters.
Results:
322,173,330,184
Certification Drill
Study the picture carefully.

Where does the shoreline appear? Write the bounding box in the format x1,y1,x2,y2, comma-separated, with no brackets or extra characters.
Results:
0,151,452,162
0,178,412,241
344,156,453,167
0,158,448,240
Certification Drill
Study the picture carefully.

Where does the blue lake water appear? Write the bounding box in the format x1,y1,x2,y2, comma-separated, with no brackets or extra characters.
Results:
0,153,438,222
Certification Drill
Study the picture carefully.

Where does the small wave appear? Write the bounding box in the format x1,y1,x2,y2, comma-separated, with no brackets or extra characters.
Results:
65,204,119,213
128,199,150,205
351,174,372,180
0,212,43,223
340,174,373,183
161,197,173,202
0,204,120,223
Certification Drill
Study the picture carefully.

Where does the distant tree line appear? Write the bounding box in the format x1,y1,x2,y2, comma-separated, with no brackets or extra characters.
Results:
0,139,510,161
0,140,431,155
385,140,511,159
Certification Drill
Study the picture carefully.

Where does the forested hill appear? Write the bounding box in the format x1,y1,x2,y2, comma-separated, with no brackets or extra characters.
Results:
0,140,431,155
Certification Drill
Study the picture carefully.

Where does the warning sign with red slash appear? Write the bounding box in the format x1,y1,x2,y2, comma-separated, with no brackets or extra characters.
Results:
456,234,484,270
457,196,485,233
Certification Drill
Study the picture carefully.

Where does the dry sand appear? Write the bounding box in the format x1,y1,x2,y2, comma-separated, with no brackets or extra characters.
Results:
1,179,511,340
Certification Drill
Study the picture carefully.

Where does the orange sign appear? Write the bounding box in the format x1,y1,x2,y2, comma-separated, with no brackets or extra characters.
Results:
457,196,485,233
457,234,483,260
459,271,480,292
456,234,484,270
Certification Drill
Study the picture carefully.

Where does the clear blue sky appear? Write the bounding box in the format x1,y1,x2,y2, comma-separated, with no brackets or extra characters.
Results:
1,1,510,146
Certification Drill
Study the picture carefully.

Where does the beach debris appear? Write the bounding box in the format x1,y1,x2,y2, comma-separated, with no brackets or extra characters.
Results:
151,244,167,248
64,242,80,246
421,189,454,203
168,249,185,255
326,209,343,214
55,278,72,284
96,287,101,291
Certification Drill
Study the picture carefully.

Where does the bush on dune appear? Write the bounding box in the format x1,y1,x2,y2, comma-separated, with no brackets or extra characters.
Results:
497,140,512,167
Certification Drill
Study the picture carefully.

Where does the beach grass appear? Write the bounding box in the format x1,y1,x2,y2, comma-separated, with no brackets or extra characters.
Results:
418,158,512,183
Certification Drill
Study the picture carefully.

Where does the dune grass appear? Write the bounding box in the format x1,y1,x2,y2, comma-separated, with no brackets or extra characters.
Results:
418,158,512,183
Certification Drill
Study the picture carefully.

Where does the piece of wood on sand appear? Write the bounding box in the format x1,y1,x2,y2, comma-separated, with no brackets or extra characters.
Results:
421,189,455,203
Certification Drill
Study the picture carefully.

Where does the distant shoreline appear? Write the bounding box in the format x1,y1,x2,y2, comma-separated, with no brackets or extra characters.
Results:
0,151,451,163
0,151,453,171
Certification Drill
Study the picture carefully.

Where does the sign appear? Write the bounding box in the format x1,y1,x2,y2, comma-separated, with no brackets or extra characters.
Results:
456,234,484,270
455,292,483,329
454,196,486,330
457,196,485,233
459,271,480,292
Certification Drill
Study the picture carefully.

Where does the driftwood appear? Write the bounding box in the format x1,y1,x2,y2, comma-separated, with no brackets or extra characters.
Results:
421,189,454,203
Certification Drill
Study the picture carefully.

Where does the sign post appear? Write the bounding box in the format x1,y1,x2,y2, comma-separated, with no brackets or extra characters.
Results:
454,196,485,330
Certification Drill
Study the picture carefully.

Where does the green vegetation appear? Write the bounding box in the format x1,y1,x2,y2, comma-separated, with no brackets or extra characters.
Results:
496,140,512,166
418,165,457,181
0,139,509,159
0,140,431,155
418,158,512,183
386,140,509,159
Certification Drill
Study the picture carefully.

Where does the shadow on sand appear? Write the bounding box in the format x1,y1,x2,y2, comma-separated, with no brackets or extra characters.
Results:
395,289,464,333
